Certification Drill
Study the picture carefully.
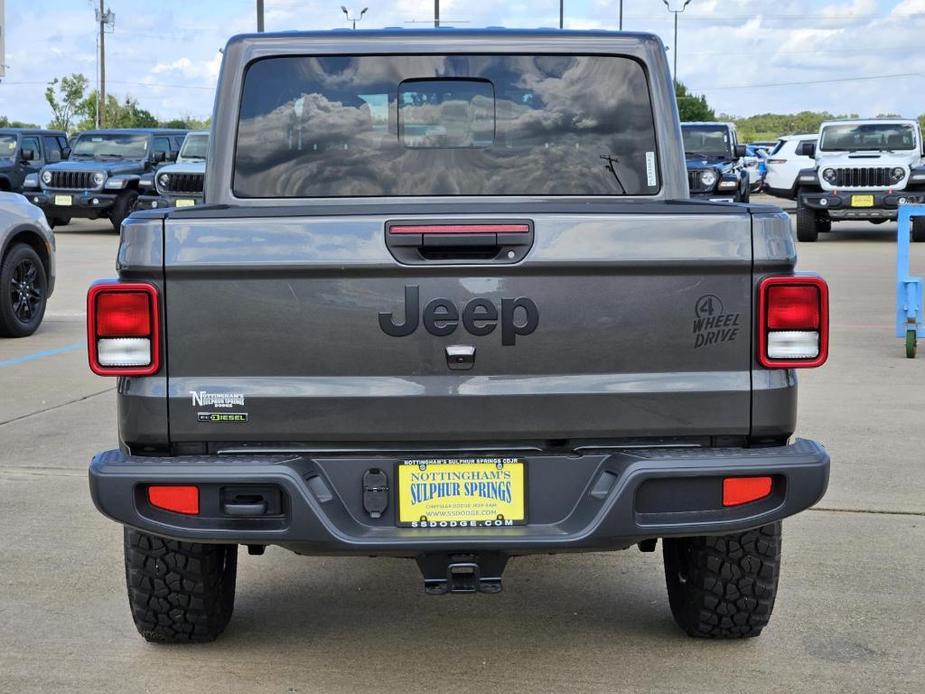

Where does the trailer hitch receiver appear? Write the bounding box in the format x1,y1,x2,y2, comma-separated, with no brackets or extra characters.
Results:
417,553,509,594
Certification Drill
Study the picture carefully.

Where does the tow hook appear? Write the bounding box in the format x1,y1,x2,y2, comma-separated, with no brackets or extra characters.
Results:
417,553,509,594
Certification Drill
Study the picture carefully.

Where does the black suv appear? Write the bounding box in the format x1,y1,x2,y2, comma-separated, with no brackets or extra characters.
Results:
0,128,70,202
681,122,750,203
34,129,187,230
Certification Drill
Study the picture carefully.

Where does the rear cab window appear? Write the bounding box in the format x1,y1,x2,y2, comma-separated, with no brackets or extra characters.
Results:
233,54,661,197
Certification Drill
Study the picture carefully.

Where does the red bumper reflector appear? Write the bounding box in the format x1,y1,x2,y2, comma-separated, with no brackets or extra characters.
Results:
389,223,530,234
148,485,200,515
722,477,773,507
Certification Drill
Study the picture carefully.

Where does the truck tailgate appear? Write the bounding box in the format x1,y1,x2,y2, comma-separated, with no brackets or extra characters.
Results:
163,208,753,446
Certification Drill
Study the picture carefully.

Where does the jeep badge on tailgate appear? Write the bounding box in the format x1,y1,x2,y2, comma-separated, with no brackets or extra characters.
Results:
378,285,539,345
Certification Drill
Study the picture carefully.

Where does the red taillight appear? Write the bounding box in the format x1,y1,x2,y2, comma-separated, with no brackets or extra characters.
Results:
723,477,773,507
766,285,820,330
96,291,152,337
758,275,829,368
87,282,160,376
148,485,199,515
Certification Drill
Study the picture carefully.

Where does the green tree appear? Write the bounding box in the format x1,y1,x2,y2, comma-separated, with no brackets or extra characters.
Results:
675,82,715,122
0,116,39,128
45,74,89,133
76,92,158,131
158,115,211,130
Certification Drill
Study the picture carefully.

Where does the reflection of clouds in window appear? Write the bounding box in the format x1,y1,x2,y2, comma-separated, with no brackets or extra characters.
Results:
234,55,659,197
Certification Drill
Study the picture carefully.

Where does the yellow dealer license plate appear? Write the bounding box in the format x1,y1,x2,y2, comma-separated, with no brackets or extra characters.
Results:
54,195,72,206
397,458,526,528
851,195,874,208
175,198,196,207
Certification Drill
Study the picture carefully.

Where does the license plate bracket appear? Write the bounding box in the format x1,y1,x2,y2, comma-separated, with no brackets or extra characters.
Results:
396,458,526,528
54,194,72,206
851,194,875,208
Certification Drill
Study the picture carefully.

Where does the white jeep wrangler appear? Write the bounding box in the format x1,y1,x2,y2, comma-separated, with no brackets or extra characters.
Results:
796,119,925,242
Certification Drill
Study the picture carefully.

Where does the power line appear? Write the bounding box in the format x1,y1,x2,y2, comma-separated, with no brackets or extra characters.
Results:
690,72,925,91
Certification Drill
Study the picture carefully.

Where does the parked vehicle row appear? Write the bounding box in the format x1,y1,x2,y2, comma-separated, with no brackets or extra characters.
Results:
28,128,188,230
135,130,208,211
794,119,925,242
680,121,751,203
763,134,818,200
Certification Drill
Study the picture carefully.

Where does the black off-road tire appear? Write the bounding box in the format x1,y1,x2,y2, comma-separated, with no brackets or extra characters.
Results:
796,207,820,242
912,216,925,243
662,522,781,639
51,216,70,228
124,528,238,643
110,190,139,231
0,243,48,337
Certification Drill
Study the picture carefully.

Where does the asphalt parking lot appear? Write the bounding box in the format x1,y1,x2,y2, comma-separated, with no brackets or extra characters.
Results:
1,205,923,693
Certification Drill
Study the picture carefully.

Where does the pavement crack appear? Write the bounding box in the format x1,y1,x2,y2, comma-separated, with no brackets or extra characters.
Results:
0,388,115,428
810,506,924,518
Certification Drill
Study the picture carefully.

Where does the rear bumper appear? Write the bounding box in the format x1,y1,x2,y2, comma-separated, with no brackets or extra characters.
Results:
89,439,829,555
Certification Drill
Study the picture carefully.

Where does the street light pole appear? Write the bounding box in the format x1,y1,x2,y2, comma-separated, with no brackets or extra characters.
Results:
256,0,264,31
663,0,693,85
341,6,368,30
619,0,623,30
560,1,564,29
435,0,440,28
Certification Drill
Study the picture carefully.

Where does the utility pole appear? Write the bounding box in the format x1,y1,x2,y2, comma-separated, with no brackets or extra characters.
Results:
257,0,264,32
95,1,114,128
98,0,105,126
434,0,439,28
619,0,623,30
559,1,563,29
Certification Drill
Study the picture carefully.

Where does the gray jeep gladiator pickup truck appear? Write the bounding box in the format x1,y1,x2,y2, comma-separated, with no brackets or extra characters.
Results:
87,29,831,643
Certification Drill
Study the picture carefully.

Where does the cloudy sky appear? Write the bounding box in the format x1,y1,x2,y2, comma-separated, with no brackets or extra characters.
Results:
1,0,924,127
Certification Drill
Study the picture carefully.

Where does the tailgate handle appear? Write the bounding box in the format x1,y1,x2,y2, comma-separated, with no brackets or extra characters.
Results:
386,220,534,265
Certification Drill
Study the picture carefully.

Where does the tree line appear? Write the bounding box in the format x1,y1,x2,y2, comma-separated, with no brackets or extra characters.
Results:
676,82,925,143
0,72,209,133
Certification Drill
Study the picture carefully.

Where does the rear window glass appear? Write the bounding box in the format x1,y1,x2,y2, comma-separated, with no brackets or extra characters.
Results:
233,54,660,197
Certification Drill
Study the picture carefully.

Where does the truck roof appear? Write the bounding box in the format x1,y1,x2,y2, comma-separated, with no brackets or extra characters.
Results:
226,26,660,38
223,27,664,53
74,128,189,137
819,118,918,127
681,122,736,128
0,127,67,137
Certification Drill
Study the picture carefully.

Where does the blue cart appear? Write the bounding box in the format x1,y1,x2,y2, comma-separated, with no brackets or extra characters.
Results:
897,204,925,358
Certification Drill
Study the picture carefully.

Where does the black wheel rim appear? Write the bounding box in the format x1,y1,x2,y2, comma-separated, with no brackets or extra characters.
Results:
10,258,43,323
